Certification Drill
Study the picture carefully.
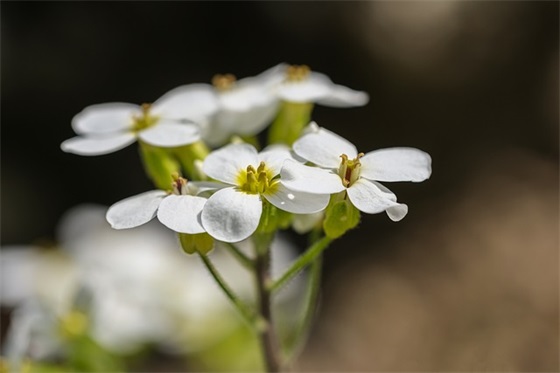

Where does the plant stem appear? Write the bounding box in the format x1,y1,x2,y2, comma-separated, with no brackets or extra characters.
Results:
223,242,255,270
269,236,332,293
254,234,281,372
197,252,259,328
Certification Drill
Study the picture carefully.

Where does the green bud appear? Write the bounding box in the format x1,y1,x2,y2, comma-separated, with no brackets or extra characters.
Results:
257,200,293,234
323,194,361,239
172,140,210,180
179,232,214,255
138,141,181,190
268,101,314,146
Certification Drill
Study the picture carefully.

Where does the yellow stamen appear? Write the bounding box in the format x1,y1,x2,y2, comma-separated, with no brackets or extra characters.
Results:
286,65,311,82
212,73,236,91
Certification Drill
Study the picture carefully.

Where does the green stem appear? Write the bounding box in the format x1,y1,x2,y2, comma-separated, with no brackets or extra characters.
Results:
253,233,282,372
269,236,332,293
197,252,259,328
223,242,255,270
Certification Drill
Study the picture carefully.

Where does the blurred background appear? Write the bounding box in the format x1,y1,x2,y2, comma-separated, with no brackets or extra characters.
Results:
1,1,558,371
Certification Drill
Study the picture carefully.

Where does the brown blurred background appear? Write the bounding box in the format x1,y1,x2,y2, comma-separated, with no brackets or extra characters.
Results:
2,1,558,371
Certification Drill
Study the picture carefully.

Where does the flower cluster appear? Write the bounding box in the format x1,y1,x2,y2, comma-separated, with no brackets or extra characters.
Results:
62,63,431,246
55,62,433,371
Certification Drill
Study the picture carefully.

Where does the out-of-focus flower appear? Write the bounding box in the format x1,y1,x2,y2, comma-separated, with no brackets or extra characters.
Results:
60,86,216,155
274,65,369,107
199,64,285,146
201,143,329,242
281,123,431,221
1,205,305,365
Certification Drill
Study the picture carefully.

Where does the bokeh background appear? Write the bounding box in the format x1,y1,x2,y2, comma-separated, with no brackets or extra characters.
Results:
2,1,558,371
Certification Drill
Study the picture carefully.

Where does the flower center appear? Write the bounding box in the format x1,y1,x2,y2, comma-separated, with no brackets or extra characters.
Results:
338,153,364,187
286,64,311,82
212,73,237,91
171,173,190,195
132,103,159,132
237,161,278,194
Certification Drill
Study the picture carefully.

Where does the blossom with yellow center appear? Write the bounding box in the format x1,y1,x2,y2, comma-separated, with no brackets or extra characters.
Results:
275,64,369,107
60,85,219,155
106,174,223,234
201,143,329,242
280,123,432,221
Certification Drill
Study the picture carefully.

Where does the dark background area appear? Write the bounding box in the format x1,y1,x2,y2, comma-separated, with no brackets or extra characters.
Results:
1,2,558,370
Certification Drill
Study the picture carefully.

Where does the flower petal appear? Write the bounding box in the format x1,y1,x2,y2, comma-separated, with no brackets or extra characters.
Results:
106,191,167,229
157,195,206,234
360,147,432,182
280,159,345,194
264,182,329,214
276,72,333,103
71,103,139,135
202,143,259,184
316,84,369,107
293,126,358,168
60,133,136,156
346,179,408,221
151,84,219,122
201,188,262,242
259,144,299,175
138,121,200,148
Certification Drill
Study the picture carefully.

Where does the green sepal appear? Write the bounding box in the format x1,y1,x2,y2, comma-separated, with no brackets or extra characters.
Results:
267,101,314,146
172,140,210,180
323,195,361,239
179,232,214,255
257,200,293,234
138,141,180,190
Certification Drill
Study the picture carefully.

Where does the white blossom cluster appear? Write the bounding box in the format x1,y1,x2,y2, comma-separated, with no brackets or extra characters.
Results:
61,63,431,244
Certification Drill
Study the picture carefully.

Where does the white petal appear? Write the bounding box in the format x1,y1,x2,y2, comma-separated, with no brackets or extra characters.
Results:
264,182,329,214
245,63,287,89
138,121,200,147
293,126,358,168
206,101,278,146
157,195,206,234
71,103,139,135
0,246,38,306
201,188,262,243
60,133,136,156
316,84,369,107
280,159,345,194
151,84,219,122
202,143,259,184
276,72,333,103
259,144,299,175
106,191,166,229
346,178,407,221
186,181,227,196
360,147,432,182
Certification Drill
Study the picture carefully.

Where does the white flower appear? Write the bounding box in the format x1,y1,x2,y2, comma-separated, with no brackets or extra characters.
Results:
281,124,432,221
60,85,218,155
167,64,285,147
106,176,223,234
274,64,369,107
201,143,330,242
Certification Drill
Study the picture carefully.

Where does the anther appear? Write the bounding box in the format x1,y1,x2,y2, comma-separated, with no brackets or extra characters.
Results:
212,74,236,91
